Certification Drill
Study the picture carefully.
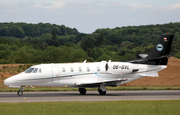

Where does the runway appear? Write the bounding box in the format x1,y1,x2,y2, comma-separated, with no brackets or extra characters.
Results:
0,90,180,103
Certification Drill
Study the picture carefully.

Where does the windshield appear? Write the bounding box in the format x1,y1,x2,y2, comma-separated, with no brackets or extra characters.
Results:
25,68,34,73
33,68,38,73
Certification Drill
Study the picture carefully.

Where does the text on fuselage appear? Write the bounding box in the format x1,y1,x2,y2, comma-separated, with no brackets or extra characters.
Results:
113,65,129,70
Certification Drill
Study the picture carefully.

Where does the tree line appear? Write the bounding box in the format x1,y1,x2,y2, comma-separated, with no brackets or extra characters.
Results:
0,22,79,38
0,22,180,64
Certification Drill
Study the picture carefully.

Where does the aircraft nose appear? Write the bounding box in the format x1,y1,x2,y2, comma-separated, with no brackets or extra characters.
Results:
4,77,16,86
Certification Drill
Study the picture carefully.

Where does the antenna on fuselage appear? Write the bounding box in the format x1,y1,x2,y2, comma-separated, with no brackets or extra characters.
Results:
83,60,87,63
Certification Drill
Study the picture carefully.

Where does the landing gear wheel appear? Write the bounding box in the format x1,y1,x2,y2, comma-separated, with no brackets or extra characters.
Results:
98,88,106,95
17,86,25,96
17,90,23,96
78,88,86,95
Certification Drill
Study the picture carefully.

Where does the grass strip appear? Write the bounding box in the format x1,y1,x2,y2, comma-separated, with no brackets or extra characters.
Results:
0,86,180,92
0,100,180,115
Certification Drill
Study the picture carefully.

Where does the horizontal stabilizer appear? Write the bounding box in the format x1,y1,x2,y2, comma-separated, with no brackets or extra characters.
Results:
139,54,148,58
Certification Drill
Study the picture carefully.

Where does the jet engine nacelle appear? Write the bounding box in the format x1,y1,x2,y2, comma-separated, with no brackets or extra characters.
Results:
106,62,139,75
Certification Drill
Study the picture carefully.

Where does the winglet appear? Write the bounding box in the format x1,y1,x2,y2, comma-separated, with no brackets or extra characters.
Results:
83,60,87,63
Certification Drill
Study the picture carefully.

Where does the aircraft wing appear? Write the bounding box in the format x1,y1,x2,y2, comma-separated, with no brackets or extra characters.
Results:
75,78,127,87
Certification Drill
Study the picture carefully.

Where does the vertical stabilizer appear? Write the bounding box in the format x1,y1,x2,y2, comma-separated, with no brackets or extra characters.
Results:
144,34,174,65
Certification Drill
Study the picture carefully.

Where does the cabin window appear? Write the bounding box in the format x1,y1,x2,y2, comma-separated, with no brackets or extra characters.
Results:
25,68,34,73
70,67,74,72
39,69,42,73
62,68,65,72
87,67,90,72
97,67,100,71
33,68,38,73
79,67,82,72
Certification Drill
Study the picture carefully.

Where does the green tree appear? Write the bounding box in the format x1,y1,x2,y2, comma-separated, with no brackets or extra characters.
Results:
175,52,180,58
96,33,104,47
97,54,111,61
14,50,30,63
90,48,104,60
52,29,57,40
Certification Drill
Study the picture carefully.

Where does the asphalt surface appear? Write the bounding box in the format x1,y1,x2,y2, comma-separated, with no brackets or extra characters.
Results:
0,90,180,103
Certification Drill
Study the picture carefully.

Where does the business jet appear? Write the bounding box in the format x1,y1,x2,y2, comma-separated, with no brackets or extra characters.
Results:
4,34,174,96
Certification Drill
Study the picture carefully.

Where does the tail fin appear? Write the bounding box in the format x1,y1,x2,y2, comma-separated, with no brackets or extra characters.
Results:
144,34,174,65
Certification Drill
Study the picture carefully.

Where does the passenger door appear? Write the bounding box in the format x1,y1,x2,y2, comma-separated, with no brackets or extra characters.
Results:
51,66,59,83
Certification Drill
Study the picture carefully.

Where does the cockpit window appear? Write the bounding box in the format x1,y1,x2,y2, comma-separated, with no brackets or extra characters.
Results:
33,68,38,73
25,68,34,73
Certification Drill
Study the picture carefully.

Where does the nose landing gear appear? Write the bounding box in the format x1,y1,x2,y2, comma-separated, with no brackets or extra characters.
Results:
17,86,25,96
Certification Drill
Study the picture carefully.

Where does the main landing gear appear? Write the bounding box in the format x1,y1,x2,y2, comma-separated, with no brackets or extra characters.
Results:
98,88,106,95
78,84,107,95
78,88,86,95
98,84,106,95
17,86,25,96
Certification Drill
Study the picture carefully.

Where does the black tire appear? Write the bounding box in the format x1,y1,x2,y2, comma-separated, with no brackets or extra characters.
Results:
78,88,86,95
17,90,23,96
98,87,101,93
99,89,106,95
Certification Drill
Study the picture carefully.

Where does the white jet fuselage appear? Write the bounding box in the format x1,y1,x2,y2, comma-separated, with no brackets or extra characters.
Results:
4,61,166,88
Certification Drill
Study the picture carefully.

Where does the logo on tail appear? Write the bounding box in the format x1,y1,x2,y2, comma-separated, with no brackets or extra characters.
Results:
156,44,163,51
